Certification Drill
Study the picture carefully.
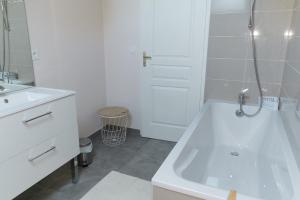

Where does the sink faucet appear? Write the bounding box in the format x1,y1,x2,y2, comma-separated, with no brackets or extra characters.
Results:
236,89,249,117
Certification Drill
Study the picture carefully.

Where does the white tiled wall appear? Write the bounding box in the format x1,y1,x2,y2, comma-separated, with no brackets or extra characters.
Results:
281,0,300,100
0,1,34,84
279,0,300,172
205,0,295,103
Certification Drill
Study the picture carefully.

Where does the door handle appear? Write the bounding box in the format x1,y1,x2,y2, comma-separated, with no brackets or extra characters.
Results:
143,52,152,67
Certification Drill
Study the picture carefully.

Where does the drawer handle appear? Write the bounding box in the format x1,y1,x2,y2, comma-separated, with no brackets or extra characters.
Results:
28,146,56,162
23,111,53,124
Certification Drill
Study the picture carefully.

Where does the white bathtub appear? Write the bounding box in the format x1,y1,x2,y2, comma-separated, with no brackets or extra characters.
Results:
152,102,300,200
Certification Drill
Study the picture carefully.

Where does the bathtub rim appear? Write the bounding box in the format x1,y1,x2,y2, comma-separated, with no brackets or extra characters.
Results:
152,100,300,200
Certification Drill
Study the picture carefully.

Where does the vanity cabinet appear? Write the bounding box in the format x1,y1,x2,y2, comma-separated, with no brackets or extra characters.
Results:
0,95,80,200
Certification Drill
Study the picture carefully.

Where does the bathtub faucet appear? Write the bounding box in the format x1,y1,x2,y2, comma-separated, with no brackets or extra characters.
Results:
236,89,249,117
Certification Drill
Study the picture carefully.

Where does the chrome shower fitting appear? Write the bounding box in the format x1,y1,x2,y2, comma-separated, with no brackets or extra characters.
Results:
236,0,263,117
236,89,249,117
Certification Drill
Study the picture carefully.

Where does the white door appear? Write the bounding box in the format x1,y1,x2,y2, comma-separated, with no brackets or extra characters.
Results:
140,0,211,141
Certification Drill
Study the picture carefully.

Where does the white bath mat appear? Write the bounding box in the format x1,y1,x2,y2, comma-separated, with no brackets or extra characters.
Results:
80,171,153,200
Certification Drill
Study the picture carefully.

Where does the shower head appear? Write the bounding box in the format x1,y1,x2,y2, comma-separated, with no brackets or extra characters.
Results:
248,0,256,30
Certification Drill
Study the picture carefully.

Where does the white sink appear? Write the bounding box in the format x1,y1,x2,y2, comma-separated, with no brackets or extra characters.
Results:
0,79,34,86
0,83,31,95
0,91,51,107
0,87,75,118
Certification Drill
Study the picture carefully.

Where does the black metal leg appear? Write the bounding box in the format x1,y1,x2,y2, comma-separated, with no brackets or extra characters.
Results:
70,157,79,184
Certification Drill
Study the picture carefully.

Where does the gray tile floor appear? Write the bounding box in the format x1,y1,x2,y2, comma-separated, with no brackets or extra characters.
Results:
14,131,175,200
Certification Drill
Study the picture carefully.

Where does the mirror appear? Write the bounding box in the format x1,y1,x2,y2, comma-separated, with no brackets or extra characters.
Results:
0,0,35,86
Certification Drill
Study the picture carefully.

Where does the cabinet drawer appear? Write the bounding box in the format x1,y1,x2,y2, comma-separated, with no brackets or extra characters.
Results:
0,132,79,200
0,96,78,163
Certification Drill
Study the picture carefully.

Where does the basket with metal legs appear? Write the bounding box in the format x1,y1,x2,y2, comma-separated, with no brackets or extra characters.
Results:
99,107,129,147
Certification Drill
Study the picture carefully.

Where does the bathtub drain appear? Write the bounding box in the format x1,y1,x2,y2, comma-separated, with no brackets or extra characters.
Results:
230,152,240,157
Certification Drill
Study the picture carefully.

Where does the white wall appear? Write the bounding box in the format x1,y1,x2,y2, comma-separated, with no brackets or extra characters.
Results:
25,0,106,137
25,0,142,134
102,0,141,129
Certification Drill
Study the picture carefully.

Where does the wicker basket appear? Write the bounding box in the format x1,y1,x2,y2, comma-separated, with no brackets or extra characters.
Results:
98,107,129,147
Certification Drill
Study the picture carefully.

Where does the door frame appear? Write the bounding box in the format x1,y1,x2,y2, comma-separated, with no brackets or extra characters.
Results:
139,0,212,141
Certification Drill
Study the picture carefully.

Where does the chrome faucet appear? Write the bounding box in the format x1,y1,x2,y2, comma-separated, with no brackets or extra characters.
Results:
236,89,249,117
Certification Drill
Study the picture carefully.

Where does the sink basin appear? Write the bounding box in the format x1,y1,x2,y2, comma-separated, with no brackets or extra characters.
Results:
0,92,51,107
0,87,75,118
0,83,32,95
0,79,34,86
